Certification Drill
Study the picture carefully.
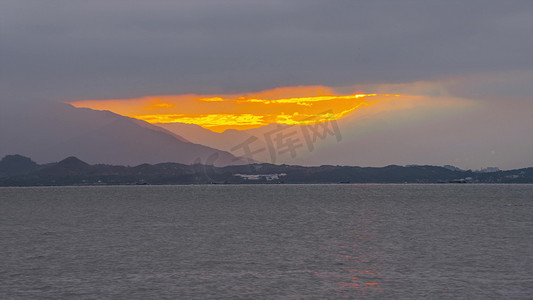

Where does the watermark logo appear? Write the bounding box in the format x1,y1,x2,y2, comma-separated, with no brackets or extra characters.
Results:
193,110,343,182
231,110,342,163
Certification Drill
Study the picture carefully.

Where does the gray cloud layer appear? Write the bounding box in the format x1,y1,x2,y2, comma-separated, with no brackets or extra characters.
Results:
1,0,532,101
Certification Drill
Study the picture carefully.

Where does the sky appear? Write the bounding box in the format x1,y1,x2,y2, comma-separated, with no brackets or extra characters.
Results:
1,0,532,168
2,0,532,101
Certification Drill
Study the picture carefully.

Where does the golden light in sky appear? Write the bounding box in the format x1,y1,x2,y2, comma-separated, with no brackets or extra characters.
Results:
69,86,399,132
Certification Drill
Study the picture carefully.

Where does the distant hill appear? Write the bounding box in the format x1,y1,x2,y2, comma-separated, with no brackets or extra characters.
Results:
0,102,244,166
156,122,285,164
1,155,532,186
34,156,91,176
0,155,39,178
156,123,256,156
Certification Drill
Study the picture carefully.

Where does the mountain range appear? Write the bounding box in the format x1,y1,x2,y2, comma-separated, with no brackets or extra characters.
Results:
1,154,532,186
1,96,532,170
0,101,244,166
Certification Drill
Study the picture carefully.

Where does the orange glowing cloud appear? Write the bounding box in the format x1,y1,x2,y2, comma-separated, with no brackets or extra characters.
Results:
68,86,399,132
142,102,175,110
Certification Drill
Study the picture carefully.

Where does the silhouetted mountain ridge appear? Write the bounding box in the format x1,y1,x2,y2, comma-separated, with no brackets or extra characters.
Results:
35,156,92,176
1,155,532,186
0,155,39,178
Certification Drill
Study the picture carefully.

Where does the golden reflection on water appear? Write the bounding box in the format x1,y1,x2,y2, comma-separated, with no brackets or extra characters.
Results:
313,207,386,297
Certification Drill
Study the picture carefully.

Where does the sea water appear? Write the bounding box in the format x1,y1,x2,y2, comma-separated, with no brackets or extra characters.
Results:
1,184,532,299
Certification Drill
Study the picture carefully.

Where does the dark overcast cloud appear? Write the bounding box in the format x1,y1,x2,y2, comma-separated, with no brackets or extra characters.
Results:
1,0,532,101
